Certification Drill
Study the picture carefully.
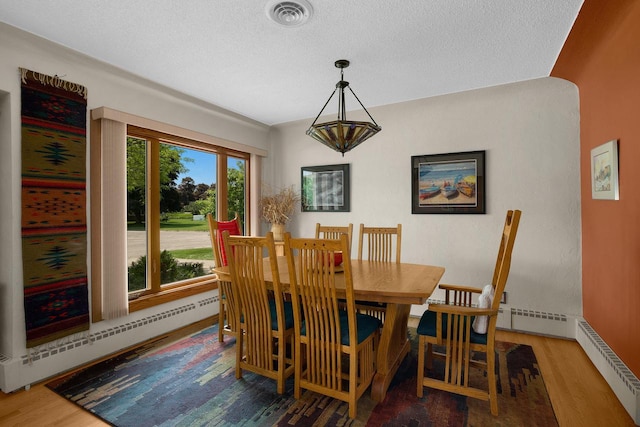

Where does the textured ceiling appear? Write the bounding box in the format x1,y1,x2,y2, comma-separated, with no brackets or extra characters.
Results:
0,0,583,125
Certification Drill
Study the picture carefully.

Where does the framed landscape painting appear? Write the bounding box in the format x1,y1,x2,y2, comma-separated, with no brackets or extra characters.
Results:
301,163,350,212
411,150,485,214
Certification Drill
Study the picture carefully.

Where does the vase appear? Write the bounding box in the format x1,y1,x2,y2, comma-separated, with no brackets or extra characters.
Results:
270,223,285,241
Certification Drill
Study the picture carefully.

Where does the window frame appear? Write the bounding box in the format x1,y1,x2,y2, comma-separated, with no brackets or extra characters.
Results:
126,126,251,311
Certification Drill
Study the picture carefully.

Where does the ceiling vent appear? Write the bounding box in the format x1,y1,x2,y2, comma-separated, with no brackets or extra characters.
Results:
266,0,313,27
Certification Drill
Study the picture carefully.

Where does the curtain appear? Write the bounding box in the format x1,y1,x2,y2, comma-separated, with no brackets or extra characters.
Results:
99,119,129,319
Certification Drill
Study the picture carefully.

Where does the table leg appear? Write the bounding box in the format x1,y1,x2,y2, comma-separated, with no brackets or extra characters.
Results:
370,303,411,402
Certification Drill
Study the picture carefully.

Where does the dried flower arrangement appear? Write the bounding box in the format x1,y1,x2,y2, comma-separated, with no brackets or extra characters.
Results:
259,185,300,225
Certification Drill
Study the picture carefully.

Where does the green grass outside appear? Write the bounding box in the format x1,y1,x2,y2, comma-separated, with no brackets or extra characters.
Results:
128,212,210,232
171,213,195,219
169,248,213,260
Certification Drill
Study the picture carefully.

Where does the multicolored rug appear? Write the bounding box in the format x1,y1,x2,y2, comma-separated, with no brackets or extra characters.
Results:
20,68,89,347
47,325,557,426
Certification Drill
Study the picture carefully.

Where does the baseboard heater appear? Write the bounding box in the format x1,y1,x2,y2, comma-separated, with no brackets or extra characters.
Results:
576,319,639,424
510,308,570,337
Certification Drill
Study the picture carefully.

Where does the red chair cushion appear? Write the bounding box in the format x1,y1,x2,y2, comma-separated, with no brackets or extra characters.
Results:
216,219,241,266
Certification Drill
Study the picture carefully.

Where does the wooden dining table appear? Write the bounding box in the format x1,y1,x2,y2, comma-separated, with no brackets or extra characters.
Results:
214,256,445,402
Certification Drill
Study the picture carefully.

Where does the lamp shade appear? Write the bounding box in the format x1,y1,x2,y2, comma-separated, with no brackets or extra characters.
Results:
307,59,381,155
306,119,381,155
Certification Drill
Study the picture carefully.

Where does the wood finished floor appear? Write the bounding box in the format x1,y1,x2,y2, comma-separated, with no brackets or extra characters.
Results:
0,318,635,426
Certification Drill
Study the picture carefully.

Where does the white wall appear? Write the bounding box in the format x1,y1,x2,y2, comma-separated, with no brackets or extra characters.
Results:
266,77,582,322
0,23,270,389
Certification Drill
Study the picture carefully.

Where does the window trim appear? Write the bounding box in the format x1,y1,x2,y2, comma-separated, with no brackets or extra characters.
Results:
91,107,267,157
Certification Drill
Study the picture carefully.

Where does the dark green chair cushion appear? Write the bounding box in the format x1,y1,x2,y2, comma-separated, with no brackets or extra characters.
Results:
301,311,381,345
268,299,295,331
416,310,487,345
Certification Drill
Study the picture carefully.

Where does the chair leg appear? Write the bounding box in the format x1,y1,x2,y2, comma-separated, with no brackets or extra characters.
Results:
487,346,498,415
349,400,357,419
219,294,226,343
235,329,243,379
349,344,358,419
417,336,425,397
276,336,285,394
294,341,302,399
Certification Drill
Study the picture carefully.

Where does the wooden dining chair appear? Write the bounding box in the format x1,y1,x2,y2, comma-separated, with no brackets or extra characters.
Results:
207,212,242,342
357,223,402,264
315,223,353,252
222,231,295,394
283,233,380,419
416,210,522,416
317,223,353,314
355,224,403,321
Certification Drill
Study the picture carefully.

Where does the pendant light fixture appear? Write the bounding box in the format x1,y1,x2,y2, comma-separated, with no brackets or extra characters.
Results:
306,59,381,156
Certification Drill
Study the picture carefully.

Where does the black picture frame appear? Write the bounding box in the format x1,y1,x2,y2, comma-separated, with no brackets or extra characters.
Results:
411,150,486,214
301,164,350,212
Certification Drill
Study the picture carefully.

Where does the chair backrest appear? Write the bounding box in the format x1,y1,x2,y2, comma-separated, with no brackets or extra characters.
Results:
284,233,356,385
357,224,402,263
315,223,353,251
222,231,283,369
489,210,522,310
206,212,242,267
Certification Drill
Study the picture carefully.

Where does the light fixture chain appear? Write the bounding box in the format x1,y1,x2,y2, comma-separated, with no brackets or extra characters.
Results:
347,86,379,126
309,88,338,127
339,82,346,121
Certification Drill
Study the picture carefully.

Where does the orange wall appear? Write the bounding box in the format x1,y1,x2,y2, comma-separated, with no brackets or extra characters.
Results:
552,0,640,377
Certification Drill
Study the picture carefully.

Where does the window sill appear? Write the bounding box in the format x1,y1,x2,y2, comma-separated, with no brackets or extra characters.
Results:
129,278,218,313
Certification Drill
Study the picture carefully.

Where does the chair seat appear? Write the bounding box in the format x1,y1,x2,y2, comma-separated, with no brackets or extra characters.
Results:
302,311,381,345
268,299,295,330
239,300,293,330
416,310,487,345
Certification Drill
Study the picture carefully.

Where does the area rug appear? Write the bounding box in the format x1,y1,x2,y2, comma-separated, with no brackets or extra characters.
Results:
20,67,89,347
47,326,557,426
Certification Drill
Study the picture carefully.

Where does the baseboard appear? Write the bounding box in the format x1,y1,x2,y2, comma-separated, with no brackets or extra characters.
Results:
510,307,573,338
576,319,640,424
0,294,219,393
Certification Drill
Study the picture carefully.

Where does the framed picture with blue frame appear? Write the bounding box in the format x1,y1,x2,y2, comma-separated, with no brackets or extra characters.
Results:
411,150,485,214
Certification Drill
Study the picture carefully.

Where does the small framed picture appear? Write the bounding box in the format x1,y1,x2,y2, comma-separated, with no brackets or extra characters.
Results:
301,164,350,212
591,140,619,200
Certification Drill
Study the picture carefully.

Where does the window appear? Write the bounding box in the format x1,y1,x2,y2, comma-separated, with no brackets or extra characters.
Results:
124,126,249,308
89,108,261,322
